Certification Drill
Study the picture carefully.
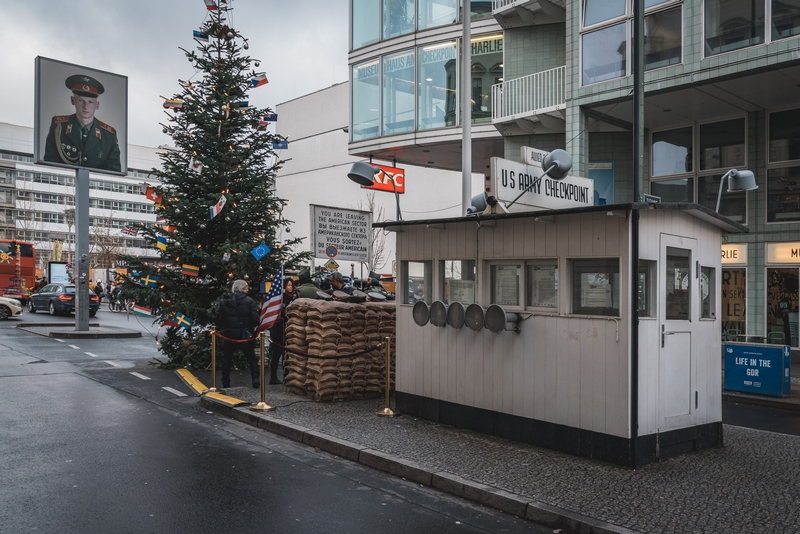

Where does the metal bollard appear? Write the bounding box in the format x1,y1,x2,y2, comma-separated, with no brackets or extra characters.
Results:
250,331,275,412
376,336,399,417
204,327,218,393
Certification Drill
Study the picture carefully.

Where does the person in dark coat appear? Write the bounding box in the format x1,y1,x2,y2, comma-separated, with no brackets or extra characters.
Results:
216,279,260,388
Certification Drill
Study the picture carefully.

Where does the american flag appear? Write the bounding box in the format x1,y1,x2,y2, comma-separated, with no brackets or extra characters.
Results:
121,226,138,236
257,266,283,334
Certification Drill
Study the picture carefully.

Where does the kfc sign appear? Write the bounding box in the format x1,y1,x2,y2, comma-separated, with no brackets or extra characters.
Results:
366,164,405,194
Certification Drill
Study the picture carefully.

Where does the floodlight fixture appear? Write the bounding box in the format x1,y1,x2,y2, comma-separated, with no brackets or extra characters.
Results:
505,149,573,210
715,168,757,213
347,162,403,221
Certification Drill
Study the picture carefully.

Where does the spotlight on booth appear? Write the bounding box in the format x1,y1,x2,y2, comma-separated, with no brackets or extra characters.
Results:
412,300,430,327
429,301,448,327
715,168,757,213
466,192,498,215
447,302,466,328
485,304,521,334
465,303,486,331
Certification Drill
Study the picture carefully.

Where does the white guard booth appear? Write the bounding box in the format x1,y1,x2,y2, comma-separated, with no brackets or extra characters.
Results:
377,203,747,467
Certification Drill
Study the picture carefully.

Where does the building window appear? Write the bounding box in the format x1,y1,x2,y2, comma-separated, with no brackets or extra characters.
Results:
382,50,416,135
526,262,558,308
470,35,502,123
582,22,627,86
699,118,745,171
652,126,692,176
490,264,521,306
571,258,620,316
704,0,765,57
767,108,800,222
383,0,414,40
581,0,683,85
441,259,475,303
352,60,380,140
773,0,800,40
352,0,380,49
767,268,798,347
644,6,682,70
769,108,800,163
419,0,457,30
418,41,458,130
651,118,748,220
665,247,691,321
403,260,432,304
767,166,800,222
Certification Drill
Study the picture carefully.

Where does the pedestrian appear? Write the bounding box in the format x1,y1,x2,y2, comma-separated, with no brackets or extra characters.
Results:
365,271,385,293
95,280,104,298
329,271,354,295
216,279,260,389
295,268,320,299
44,74,121,172
269,277,296,385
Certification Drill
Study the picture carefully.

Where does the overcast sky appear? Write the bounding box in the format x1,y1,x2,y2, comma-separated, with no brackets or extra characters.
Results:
0,0,349,148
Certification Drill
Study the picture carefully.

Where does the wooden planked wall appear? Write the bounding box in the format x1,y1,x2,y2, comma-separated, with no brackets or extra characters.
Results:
396,211,631,438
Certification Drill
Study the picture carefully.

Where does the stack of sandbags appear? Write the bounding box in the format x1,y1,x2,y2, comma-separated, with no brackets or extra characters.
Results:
282,298,395,401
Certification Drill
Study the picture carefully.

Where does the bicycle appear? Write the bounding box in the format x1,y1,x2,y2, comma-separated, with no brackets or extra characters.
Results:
109,298,133,313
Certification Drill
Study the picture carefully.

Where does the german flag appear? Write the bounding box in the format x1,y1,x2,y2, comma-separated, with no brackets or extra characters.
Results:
181,264,200,277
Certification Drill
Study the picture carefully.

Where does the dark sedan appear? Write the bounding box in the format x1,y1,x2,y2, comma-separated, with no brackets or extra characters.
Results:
27,284,100,316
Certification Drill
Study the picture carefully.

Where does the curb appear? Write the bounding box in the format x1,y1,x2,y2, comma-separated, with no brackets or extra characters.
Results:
16,323,141,338
200,394,640,534
722,392,800,413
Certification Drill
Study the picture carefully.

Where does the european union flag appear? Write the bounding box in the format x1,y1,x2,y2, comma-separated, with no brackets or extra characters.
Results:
272,140,288,150
251,243,270,260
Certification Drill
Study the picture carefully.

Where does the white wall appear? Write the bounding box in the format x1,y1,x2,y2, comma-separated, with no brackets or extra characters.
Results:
275,82,483,275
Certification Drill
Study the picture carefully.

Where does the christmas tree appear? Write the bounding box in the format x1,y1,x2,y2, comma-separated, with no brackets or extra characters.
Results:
120,0,309,369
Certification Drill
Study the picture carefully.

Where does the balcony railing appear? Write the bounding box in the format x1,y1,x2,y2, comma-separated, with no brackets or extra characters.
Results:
492,66,566,124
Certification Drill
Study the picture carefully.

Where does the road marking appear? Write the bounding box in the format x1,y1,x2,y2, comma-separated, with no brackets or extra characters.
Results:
162,387,187,397
85,352,99,358
69,345,80,349
130,372,151,380
105,360,122,367
54,339,65,343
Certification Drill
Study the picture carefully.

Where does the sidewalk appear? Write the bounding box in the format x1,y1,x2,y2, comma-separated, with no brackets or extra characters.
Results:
192,371,800,534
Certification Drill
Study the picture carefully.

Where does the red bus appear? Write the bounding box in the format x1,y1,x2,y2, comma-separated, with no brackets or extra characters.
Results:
0,239,35,302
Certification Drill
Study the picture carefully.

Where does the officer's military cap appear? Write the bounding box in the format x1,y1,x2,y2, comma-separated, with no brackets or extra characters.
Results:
65,74,105,98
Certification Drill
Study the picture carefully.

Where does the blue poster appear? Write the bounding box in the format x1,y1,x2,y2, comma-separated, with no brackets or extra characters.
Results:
724,343,791,397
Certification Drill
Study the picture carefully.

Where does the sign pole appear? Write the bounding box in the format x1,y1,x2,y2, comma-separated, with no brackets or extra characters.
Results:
74,168,90,331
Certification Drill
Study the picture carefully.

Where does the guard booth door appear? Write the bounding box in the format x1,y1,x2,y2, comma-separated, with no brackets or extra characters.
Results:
659,234,698,431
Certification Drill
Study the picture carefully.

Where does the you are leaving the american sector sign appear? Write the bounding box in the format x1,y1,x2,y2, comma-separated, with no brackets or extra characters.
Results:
310,205,372,263
489,156,594,212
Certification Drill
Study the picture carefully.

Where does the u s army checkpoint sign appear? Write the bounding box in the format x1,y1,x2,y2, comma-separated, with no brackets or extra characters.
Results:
310,205,372,264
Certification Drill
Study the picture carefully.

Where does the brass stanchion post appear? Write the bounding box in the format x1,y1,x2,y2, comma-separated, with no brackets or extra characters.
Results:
204,327,218,393
376,336,398,417
251,331,275,412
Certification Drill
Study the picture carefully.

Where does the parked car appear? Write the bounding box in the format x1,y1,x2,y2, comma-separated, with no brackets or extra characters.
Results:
0,296,23,320
26,284,100,317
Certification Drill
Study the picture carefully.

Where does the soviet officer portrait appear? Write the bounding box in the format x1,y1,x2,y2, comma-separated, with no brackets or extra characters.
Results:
44,74,121,172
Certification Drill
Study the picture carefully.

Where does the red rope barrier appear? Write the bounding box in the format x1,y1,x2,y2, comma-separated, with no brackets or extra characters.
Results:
212,331,259,344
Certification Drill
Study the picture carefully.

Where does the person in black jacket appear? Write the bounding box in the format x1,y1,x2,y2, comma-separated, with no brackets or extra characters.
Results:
216,279,260,389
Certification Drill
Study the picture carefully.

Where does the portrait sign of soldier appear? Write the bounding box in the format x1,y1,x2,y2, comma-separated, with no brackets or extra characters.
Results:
43,74,121,172
35,57,127,175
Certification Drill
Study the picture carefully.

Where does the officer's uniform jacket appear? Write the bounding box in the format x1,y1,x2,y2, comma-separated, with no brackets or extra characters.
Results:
44,114,121,172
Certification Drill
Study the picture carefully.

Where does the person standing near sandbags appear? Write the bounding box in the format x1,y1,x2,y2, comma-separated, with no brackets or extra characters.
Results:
269,277,296,384
216,279,260,389
295,269,321,299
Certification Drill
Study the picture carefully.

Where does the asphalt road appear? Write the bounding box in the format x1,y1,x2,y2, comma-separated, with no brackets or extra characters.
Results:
0,310,545,533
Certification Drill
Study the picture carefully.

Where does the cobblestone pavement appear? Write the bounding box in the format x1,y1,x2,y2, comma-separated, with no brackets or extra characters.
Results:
219,386,800,534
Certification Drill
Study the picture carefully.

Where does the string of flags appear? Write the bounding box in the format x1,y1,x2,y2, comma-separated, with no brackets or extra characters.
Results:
140,274,159,288
145,185,163,204
251,73,268,88
163,99,184,109
251,243,270,260
157,236,168,251
121,226,138,236
181,264,200,277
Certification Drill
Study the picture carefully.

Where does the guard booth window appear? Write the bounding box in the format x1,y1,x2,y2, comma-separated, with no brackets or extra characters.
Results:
442,259,475,304
571,258,620,317
402,260,432,305
665,247,691,321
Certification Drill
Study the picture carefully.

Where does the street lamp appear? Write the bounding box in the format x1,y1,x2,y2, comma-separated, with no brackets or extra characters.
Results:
347,162,403,221
715,168,757,213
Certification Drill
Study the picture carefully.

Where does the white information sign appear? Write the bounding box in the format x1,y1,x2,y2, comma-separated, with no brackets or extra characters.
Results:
310,205,372,263
721,243,747,265
767,242,800,264
489,157,594,212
